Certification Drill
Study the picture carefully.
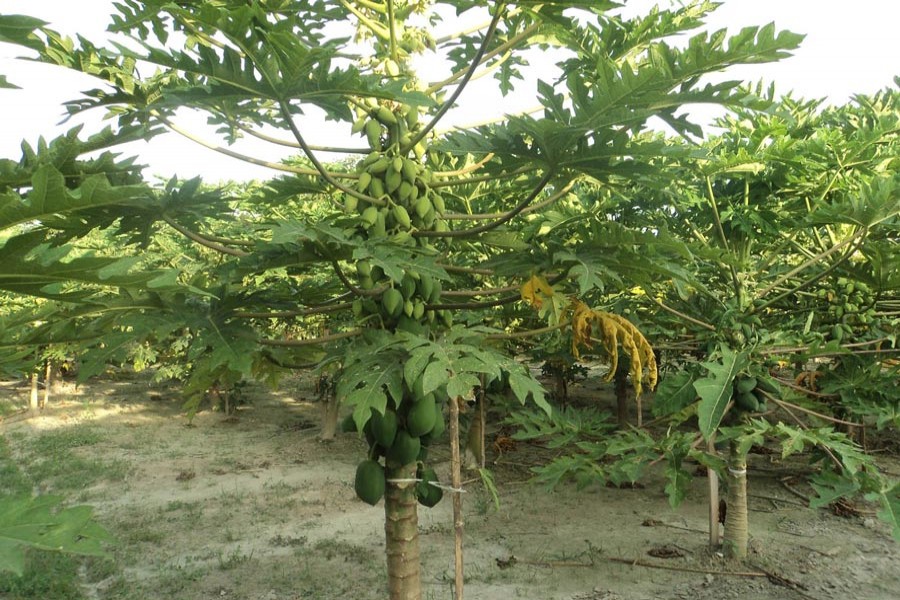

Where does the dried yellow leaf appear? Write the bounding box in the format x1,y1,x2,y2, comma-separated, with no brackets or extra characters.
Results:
520,274,556,310
568,300,657,398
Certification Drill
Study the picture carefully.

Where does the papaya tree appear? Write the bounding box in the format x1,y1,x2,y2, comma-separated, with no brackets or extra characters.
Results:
1,1,809,596
514,87,899,558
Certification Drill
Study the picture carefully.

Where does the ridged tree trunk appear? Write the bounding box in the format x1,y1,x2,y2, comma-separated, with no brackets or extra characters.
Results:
319,394,339,441
384,462,421,600
723,440,749,559
30,369,39,411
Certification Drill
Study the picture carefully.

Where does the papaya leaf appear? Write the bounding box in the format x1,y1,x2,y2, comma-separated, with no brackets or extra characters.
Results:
0,495,113,576
693,345,749,440
869,481,900,542
652,369,698,417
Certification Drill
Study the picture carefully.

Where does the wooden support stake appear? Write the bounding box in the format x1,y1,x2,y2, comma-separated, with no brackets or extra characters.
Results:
30,370,39,412
707,435,719,549
42,361,52,409
449,396,464,600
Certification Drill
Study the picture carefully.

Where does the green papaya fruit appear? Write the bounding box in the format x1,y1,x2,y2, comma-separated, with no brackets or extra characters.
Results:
386,430,421,467
734,376,758,395
355,459,386,506
370,408,398,448
407,397,437,437
420,402,445,446
382,288,404,318
735,391,759,412
416,466,443,508
754,376,781,398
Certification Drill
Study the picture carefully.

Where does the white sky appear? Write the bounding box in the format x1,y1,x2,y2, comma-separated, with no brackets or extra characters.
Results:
1,0,898,182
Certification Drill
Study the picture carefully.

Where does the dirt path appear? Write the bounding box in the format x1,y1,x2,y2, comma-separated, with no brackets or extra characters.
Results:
1,376,897,599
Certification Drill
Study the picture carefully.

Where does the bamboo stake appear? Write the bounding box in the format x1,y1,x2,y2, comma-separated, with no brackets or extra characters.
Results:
30,370,39,412
42,361,52,409
449,396,464,600
707,435,719,549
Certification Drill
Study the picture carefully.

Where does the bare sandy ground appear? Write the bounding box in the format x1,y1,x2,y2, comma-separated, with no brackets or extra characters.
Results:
1,374,897,600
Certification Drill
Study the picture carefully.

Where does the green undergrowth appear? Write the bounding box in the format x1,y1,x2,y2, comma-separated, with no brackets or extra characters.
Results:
16,425,131,494
0,430,125,598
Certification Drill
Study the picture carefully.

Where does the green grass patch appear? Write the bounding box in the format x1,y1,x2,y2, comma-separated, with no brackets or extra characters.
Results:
14,425,131,493
0,552,86,600
0,436,31,496
24,426,104,454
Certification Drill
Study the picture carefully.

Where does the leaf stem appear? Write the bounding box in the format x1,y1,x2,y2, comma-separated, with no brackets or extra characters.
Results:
415,170,555,238
233,121,369,154
754,230,863,301
485,322,569,340
233,302,354,319
404,5,505,153
276,99,387,206
705,176,741,300
426,22,540,95
339,0,390,40
259,329,362,346
155,112,327,178
647,296,716,331
445,179,575,221
161,215,249,257
331,260,388,297
386,0,399,63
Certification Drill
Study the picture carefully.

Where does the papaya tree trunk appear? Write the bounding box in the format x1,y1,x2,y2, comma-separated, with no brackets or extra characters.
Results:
384,462,421,600
30,369,39,412
723,440,748,559
319,393,339,441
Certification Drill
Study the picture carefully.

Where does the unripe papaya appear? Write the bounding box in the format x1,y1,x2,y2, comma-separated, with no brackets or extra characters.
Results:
386,430,421,467
368,176,385,198
368,156,391,175
357,171,373,193
754,376,780,398
370,408,398,448
355,460,385,506
416,466,443,508
402,157,418,181
414,196,432,219
365,119,382,149
386,170,403,194
400,274,417,300
407,396,437,437
734,376,757,395
382,288,404,318
376,105,398,126
372,210,387,236
735,391,759,412
398,181,414,202
361,206,379,227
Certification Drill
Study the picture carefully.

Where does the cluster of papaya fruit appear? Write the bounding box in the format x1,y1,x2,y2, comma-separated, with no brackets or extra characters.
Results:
346,101,455,330
351,267,453,330
344,386,447,508
815,278,877,342
349,149,449,238
731,373,780,414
